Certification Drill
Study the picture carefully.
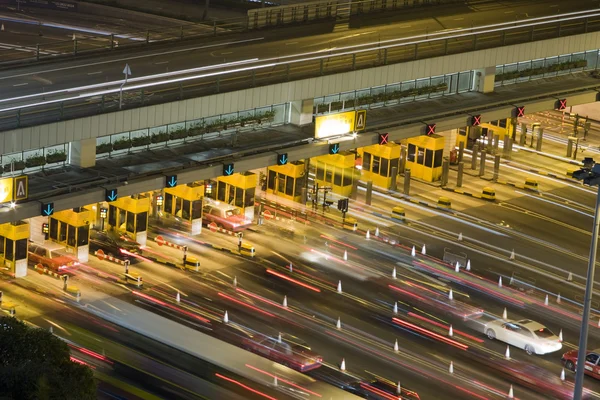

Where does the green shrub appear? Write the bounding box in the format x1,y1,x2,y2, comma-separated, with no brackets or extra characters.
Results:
112,139,132,150
46,151,67,164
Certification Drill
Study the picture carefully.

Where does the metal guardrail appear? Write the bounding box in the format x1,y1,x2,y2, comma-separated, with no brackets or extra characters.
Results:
1,10,600,132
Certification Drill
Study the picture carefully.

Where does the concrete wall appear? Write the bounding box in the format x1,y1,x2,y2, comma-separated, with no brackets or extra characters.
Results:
2,31,600,154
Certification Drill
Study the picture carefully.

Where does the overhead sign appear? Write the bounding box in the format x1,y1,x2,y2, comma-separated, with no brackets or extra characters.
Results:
557,99,567,110
14,175,28,201
166,175,178,188
329,143,340,155
471,115,481,127
0,178,13,204
277,153,288,166
426,123,436,136
105,188,118,202
378,133,389,145
315,111,356,139
223,163,235,176
355,110,367,131
514,106,525,118
41,202,54,217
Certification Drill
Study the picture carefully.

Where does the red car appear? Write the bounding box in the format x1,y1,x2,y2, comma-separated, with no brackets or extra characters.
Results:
562,349,600,378
242,333,322,372
202,200,252,232
28,243,78,273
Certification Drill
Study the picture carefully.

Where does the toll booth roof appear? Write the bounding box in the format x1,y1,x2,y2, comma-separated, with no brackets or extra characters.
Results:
10,73,596,225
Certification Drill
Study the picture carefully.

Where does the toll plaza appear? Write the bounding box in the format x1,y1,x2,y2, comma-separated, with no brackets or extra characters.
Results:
211,172,257,220
48,207,92,262
358,142,401,189
406,134,444,182
107,195,150,246
163,182,204,235
266,161,306,203
0,221,29,278
312,152,356,197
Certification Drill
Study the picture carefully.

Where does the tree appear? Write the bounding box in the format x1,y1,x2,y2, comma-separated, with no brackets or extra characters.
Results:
0,316,96,400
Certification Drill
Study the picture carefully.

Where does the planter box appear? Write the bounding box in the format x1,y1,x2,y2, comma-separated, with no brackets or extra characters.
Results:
150,133,169,143
4,161,25,172
131,136,151,147
112,139,132,151
46,152,67,164
96,143,113,154
25,156,46,168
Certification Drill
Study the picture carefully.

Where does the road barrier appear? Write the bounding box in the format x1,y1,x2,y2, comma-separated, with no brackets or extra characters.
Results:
33,263,62,279
94,249,130,266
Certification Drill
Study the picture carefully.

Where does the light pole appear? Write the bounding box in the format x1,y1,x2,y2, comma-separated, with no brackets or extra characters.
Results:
572,156,600,400
119,63,132,110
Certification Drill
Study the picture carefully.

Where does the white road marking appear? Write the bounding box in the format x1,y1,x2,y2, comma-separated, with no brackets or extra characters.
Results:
154,61,169,65
87,71,102,75
12,82,27,87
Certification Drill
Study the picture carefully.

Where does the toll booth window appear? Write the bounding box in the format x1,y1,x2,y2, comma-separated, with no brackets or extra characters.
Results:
390,158,399,174
49,218,58,241
490,120,498,126
77,225,89,246
295,176,305,196
333,169,341,186
217,181,227,202
267,170,276,190
499,119,507,128
380,158,388,177
191,201,202,219
136,212,147,232
235,187,244,208
0,236,5,256
343,170,352,186
277,175,285,194
15,239,26,260
316,161,325,181
425,149,433,167
126,211,135,233
459,128,467,137
59,222,67,242
372,156,380,174
434,149,443,168
407,144,416,162
286,176,294,196
67,225,76,247
119,209,126,228
164,193,174,214
5,239,13,260
325,169,333,184
229,185,236,205
108,205,117,227
417,149,424,165
244,187,255,207
362,152,371,170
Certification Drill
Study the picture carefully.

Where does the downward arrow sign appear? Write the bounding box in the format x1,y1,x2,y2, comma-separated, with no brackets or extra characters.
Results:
279,154,287,165
331,144,339,154
43,204,53,216
108,191,117,201
225,166,234,175
167,176,177,187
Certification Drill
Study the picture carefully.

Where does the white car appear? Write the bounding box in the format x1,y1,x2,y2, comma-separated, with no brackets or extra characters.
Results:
484,318,562,355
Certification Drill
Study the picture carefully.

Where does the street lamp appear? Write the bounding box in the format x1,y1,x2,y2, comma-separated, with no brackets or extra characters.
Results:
572,156,600,400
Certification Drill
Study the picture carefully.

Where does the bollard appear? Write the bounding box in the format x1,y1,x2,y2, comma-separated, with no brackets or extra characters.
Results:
493,154,501,182
520,123,528,146
566,137,574,158
493,134,500,154
399,146,406,173
458,141,464,163
457,161,464,187
503,135,510,158
350,179,358,200
365,181,373,206
404,169,411,195
390,166,398,191
441,158,449,187
479,151,487,177
471,144,479,170
536,127,544,152
0,290,2,304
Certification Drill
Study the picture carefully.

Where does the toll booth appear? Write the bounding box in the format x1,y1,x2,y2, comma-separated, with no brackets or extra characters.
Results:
108,195,150,246
406,134,444,182
358,143,401,189
0,221,29,278
163,182,204,235
313,152,356,197
480,118,515,140
214,172,257,220
49,208,91,262
266,161,306,203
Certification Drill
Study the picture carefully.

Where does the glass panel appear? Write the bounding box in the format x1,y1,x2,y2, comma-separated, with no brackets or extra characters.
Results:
244,187,255,207
59,222,67,242
191,201,202,219
326,168,333,183
235,187,244,208
67,225,76,247
182,200,191,219
389,158,399,174
425,149,434,167
334,169,342,186
5,239,13,260
434,149,443,168
457,71,471,93
372,156,380,174
408,144,416,162
217,181,226,202
416,148,424,165
126,212,135,233
49,218,58,240
228,184,235,204
380,158,389,177
15,239,26,260
164,193,173,215
363,152,371,171
316,162,325,180
77,225,89,246
295,176,305,196
277,174,285,193
119,209,126,229
286,176,294,196
136,212,148,232
342,170,352,186
268,170,276,190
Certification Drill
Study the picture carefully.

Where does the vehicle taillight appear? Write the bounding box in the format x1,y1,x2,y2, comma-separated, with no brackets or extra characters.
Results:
59,265,66,270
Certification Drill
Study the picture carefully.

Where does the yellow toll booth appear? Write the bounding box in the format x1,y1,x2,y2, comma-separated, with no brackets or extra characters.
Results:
406,134,445,182
480,118,515,140
266,161,306,203
358,143,401,189
313,152,356,197
0,221,29,278
49,208,92,262
108,195,150,246
214,172,257,220
164,182,204,235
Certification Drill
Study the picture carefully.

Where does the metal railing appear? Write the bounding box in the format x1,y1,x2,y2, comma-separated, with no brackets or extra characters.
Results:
1,10,600,132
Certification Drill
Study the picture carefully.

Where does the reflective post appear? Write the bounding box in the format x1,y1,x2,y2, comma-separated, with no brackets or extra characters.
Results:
567,137,575,158
365,181,373,205
479,151,487,177
471,144,479,170
399,146,406,173
457,162,464,187
441,158,449,187
520,123,527,146
536,127,544,152
350,179,358,200
493,154,500,182
404,169,411,196
458,141,465,163
493,134,500,154
390,166,398,191
503,135,510,158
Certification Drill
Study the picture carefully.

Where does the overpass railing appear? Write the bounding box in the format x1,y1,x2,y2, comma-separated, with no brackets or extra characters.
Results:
0,10,599,132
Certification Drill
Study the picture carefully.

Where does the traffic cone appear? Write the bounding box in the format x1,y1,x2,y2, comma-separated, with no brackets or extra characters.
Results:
337,280,342,294
283,295,288,308
505,345,510,359
336,317,342,330
394,339,399,352
560,368,565,381
375,227,380,237
449,361,454,374
411,246,416,257
340,358,346,371
455,262,460,273
498,276,503,288
458,232,463,241
557,293,561,303
421,244,426,255
567,272,573,282
393,301,398,314
559,329,563,342
448,289,453,300
392,267,397,279
449,325,453,337
176,291,180,303
502,307,508,320
343,250,347,261
223,311,229,324
233,276,237,287
508,384,514,399
466,260,471,271
366,230,370,240
510,249,515,260
544,294,549,306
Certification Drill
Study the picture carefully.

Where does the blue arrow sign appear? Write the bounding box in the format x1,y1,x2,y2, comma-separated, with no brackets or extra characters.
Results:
41,202,54,216
105,189,118,202
329,143,340,154
223,163,234,176
278,153,288,166
166,175,178,188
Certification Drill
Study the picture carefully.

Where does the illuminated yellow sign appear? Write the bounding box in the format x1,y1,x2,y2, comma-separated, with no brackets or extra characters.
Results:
315,111,356,139
0,178,13,204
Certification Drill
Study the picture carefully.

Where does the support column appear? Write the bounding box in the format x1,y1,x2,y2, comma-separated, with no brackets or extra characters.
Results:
493,154,500,182
472,66,496,93
471,144,479,170
441,158,449,187
479,151,487,177
290,99,314,126
404,169,411,195
536,127,544,152
399,146,406,174
365,181,373,205
69,138,96,168
390,167,398,191
458,141,465,163
457,162,464,187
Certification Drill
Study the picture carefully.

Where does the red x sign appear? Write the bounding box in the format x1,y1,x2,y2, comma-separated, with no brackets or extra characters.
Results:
557,99,567,110
378,133,389,145
471,114,481,126
515,106,525,118
426,123,436,136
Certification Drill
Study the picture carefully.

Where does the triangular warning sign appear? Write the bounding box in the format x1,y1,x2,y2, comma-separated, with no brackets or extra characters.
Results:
355,110,366,131
14,176,28,200
357,113,364,128
16,180,25,197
